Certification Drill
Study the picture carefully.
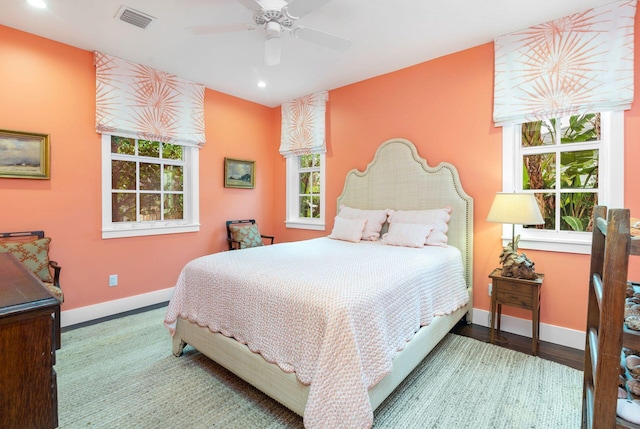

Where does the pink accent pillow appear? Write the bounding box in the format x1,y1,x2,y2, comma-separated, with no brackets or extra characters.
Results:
381,223,434,248
337,205,388,241
387,207,451,247
328,216,367,243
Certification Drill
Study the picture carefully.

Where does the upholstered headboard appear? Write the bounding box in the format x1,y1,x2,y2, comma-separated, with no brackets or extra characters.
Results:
336,138,474,291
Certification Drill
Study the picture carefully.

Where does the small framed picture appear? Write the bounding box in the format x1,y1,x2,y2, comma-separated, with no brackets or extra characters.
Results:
0,129,50,179
224,157,255,189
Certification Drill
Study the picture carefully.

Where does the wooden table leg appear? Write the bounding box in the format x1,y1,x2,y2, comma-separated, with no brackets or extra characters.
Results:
532,292,540,355
490,293,497,344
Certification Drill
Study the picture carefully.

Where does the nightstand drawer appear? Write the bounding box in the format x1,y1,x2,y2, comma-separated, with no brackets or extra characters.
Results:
496,280,532,295
495,290,532,308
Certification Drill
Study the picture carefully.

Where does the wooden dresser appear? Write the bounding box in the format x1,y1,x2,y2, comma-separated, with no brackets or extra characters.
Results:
0,252,59,429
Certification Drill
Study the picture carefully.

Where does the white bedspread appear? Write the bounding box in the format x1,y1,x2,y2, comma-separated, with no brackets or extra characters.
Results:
164,238,469,429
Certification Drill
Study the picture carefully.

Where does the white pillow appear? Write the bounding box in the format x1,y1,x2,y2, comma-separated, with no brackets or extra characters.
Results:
381,223,433,248
387,207,451,246
328,216,367,243
337,205,388,241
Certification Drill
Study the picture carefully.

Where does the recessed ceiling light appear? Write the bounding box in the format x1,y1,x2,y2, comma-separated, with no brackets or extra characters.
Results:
257,81,266,88
27,0,47,9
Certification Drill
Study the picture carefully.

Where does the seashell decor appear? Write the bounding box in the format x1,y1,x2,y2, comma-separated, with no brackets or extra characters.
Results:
628,355,640,377
626,316,640,331
625,295,640,331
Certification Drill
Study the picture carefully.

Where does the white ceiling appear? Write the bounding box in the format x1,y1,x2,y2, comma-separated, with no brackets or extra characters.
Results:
0,0,615,107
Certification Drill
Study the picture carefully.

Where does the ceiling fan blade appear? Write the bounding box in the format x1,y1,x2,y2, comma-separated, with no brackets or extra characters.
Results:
285,0,333,19
293,26,352,52
264,36,281,66
186,23,256,35
236,0,262,12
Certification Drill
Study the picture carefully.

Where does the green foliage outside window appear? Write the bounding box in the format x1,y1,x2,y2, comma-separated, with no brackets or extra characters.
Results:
522,113,600,232
110,136,184,223
298,154,321,219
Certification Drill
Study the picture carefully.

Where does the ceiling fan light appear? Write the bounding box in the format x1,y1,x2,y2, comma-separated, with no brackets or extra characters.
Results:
264,36,281,66
265,20,281,37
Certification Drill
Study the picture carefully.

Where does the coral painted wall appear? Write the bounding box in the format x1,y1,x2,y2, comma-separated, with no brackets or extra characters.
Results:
0,25,277,311
3,9,640,336
274,15,640,334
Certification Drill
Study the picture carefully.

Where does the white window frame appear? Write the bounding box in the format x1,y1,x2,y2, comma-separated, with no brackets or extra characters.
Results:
285,153,326,230
501,111,624,254
101,134,200,239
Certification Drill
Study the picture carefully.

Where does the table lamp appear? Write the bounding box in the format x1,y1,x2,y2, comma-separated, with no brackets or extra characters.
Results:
486,193,544,278
486,192,544,250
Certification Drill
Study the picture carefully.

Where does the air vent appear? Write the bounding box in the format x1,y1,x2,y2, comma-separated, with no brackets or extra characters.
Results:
116,6,155,30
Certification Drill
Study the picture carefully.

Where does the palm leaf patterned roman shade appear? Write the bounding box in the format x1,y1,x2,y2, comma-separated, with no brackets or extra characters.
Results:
95,52,205,147
493,0,636,126
279,91,328,157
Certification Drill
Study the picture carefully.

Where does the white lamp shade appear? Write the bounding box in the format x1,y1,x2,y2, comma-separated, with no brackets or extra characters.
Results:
486,193,544,225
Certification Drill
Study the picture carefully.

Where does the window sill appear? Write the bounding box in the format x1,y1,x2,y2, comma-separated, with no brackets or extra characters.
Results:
102,223,200,239
285,220,326,231
504,235,591,255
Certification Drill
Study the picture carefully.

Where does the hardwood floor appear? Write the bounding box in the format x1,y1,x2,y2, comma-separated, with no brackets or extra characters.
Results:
451,320,584,371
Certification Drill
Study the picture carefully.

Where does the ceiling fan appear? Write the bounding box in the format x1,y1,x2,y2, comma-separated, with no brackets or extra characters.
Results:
187,0,352,66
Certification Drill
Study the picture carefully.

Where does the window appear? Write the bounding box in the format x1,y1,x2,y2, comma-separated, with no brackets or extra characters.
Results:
101,134,199,238
285,153,325,230
502,111,623,254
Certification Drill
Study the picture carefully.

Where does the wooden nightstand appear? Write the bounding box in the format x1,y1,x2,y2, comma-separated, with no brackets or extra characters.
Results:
489,268,544,355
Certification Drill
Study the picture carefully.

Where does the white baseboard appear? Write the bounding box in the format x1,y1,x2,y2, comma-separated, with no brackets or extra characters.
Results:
61,293,585,351
60,287,174,328
471,308,585,351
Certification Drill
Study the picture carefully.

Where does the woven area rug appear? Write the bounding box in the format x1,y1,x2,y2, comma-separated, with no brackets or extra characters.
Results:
57,307,582,428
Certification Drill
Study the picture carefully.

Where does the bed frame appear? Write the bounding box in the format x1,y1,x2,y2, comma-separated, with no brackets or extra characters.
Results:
172,138,474,417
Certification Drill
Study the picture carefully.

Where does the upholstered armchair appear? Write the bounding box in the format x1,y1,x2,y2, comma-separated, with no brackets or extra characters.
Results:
226,220,274,250
0,231,63,348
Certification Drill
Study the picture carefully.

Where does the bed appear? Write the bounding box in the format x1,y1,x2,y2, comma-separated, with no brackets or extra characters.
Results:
164,138,474,428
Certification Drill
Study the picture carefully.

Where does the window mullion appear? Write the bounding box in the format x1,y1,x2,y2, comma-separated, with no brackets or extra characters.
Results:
160,161,165,222
135,160,141,222
554,141,561,232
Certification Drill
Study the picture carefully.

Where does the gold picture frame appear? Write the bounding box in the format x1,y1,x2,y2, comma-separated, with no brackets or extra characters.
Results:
224,157,255,189
0,129,50,179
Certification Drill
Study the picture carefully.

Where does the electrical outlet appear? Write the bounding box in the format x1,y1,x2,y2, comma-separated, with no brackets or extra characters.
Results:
488,283,492,296
109,274,118,287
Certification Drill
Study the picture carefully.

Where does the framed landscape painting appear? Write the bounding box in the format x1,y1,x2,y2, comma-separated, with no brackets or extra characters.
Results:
0,129,50,179
224,157,255,189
